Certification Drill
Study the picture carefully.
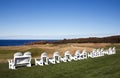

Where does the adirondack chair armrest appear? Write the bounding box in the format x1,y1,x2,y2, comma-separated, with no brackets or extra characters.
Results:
8,59,15,69
72,56,77,60
8,59,14,64
34,58,43,66
35,58,41,62
61,57,67,62
49,58,55,64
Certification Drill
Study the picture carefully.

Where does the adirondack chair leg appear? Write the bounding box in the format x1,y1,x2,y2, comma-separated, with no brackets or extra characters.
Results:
52,60,56,64
35,58,38,65
9,64,12,69
9,63,11,69
8,60,15,69
57,61,60,63
11,64,15,69
39,62,44,66
45,62,49,65
27,63,31,67
13,66,16,69
35,60,43,66
35,62,37,66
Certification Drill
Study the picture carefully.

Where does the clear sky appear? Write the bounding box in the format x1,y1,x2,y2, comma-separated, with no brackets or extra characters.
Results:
0,0,120,39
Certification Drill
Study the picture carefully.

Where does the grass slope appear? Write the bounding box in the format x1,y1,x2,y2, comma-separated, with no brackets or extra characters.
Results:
0,45,120,78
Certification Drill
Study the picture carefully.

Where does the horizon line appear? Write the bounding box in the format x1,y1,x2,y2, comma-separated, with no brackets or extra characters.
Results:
0,34,119,40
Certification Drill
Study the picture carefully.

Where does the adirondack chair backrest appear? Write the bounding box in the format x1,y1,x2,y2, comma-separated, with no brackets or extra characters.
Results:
112,47,115,51
65,51,70,58
112,47,116,54
109,47,112,51
24,52,31,57
53,52,60,61
23,52,31,63
100,48,104,52
14,52,22,57
41,52,48,63
81,49,87,58
93,49,96,54
92,49,96,52
14,52,23,64
74,50,80,57
108,47,112,54
96,49,100,52
14,52,31,65
82,49,87,55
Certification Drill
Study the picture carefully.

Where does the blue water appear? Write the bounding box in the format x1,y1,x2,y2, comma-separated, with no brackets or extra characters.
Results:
0,40,58,46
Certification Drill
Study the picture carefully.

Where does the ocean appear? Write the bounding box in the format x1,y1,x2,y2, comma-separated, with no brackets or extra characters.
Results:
0,40,58,46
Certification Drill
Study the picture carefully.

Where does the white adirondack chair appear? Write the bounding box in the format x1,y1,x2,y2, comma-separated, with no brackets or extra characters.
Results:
80,49,87,59
112,47,116,54
88,49,96,58
73,50,81,60
8,52,31,69
49,52,61,64
61,51,73,62
23,51,31,67
108,47,113,55
35,52,49,66
96,49,101,57
100,48,104,57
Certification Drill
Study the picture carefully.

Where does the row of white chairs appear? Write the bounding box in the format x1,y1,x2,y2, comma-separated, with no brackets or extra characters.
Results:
8,47,116,69
88,47,116,58
35,49,87,66
35,47,116,66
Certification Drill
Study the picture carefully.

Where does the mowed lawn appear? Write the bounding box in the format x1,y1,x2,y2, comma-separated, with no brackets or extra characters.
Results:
0,45,120,78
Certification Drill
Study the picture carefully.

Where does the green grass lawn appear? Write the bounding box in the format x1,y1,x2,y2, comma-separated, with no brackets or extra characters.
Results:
0,45,120,78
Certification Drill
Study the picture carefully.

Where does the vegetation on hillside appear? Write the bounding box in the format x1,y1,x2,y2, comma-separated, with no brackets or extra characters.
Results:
27,35,120,45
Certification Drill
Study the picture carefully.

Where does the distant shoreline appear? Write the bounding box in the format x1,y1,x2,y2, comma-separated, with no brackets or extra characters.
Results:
0,40,58,46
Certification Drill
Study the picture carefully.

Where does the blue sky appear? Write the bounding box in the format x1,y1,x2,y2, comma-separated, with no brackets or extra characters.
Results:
0,0,120,39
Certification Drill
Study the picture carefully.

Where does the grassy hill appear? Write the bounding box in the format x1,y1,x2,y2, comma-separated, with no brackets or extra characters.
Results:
0,45,120,78
27,35,120,45
53,35,120,44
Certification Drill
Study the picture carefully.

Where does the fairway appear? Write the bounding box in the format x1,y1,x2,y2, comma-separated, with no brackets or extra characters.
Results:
0,45,120,78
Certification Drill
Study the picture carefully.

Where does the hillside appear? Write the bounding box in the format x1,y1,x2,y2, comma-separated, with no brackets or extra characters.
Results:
27,35,120,45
